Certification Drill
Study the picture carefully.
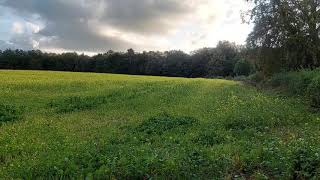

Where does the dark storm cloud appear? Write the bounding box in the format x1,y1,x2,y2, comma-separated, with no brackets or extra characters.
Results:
39,23,134,52
101,0,192,34
1,0,193,52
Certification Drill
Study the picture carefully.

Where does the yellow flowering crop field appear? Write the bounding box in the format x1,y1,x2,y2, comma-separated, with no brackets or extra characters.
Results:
0,70,319,179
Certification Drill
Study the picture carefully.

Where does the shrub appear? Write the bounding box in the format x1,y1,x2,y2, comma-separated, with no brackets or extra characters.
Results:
0,104,23,124
267,69,317,94
234,59,253,76
233,76,247,82
307,77,320,109
286,74,312,95
265,68,320,109
247,72,265,85
267,73,289,88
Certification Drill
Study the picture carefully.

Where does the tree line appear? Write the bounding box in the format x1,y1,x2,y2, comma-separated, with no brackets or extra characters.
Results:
0,41,252,78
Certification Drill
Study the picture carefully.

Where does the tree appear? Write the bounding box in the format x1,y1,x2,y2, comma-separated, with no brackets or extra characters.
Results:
234,59,253,76
206,41,239,77
246,0,320,74
190,48,215,77
0,42,242,78
163,50,191,77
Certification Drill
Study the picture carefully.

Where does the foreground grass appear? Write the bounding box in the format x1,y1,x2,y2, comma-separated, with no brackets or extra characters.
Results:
0,70,319,179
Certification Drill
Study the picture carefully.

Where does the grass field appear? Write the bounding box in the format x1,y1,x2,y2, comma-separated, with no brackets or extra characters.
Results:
0,70,319,179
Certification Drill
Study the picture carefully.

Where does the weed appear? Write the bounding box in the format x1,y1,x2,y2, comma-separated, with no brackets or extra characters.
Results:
193,128,226,146
292,142,320,179
307,77,320,109
136,114,198,135
48,96,107,113
0,104,23,124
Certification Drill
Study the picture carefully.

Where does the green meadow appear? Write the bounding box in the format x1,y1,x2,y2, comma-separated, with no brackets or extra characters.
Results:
0,70,319,179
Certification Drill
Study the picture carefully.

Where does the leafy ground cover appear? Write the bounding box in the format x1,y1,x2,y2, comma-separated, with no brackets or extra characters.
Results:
0,70,319,179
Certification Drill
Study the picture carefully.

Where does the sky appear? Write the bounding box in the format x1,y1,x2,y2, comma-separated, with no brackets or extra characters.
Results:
0,0,253,54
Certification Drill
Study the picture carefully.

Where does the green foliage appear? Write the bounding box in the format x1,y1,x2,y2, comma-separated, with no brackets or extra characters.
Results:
0,104,23,124
0,70,319,179
233,75,248,82
223,114,279,132
193,128,226,146
292,142,320,179
234,59,253,76
267,68,320,109
206,41,240,77
268,71,313,95
48,96,107,113
247,0,320,71
307,77,320,108
247,72,265,84
137,114,198,135
248,48,285,76
0,43,245,78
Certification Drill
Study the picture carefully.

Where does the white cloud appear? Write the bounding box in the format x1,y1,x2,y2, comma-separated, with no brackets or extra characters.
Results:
26,22,40,33
166,0,252,52
12,22,24,34
6,20,42,50
32,39,39,49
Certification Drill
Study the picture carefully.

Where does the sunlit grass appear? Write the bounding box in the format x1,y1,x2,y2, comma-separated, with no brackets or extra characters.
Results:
0,70,319,179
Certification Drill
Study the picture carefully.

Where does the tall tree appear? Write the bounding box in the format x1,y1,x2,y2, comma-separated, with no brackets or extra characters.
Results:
247,0,320,72
207,41,239,77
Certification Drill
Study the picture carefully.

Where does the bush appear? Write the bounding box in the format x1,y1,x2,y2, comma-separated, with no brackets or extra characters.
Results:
247,72,265,84
265,68,320,109
268,71,314,95
0,104,23,124
234,59,253,76
307,77,320,109
233,76,247,82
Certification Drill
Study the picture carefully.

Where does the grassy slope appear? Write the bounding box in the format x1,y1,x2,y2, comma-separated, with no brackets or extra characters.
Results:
0,70,319,179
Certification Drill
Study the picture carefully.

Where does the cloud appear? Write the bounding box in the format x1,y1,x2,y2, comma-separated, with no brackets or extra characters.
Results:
0,0,252,53
2,0,197,52
0,35,35,50
10,34,35,49
5,21,40,50
0,40,12,49
100,0,193,34
12,22,24,34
